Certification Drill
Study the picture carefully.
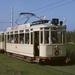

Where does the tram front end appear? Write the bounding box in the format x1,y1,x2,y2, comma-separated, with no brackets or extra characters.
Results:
38,19,67,63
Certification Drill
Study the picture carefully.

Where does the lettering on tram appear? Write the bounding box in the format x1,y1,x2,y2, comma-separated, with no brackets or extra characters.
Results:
0,12,67,63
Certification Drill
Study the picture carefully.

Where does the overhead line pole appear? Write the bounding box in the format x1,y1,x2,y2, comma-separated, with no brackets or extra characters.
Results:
11,7,14,27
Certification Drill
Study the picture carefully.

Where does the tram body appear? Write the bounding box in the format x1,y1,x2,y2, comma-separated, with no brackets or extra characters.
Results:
0,18,67,63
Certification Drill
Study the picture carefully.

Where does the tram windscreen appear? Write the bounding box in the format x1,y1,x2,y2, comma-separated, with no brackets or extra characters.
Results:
51,31,62,44
44,31,65,44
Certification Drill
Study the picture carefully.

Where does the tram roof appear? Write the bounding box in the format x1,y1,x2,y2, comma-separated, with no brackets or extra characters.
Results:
6,18,66,32
30,19,66,28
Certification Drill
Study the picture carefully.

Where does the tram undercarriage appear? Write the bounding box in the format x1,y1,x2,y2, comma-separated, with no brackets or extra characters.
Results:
5,51,67,64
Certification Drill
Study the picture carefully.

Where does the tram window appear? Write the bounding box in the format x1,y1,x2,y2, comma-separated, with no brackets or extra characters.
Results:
20,30,24,33
40,28,43,30
0,35,1,42
7,35,12,43
51,27,56,30
15,31,18,34
63,31,66,43
10,32,13,34
0,34,4,42
25,29,29,32
44,27,49,30
7,35,9,43
2,35,4,42
40,31,43,43
44,31,49,44
10,35,15,43
31,32,33,44
57,32,62,43
51,31,62,43
31,29,33,31
19,33,24,44
14,34,18,43
25,33,29,44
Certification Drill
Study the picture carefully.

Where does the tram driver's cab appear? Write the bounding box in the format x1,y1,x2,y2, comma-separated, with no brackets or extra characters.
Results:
33,19,66,58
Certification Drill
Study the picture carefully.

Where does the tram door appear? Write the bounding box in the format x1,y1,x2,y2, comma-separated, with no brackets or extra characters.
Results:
34,31,39,56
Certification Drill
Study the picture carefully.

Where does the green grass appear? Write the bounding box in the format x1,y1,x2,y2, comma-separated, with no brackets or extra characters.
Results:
0,54,67,75
66,44,75,62
0,44,75,75
66,44,75,52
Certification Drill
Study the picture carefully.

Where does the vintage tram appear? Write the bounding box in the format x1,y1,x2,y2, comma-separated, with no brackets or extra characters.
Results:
0,13,67,63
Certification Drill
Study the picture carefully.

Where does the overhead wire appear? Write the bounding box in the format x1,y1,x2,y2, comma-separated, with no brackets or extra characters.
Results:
30,0,65,12
0,0,65,23
15,0,66,23
0,14,19,23
0,0,75,24
36,0,75,14
0,13,11,21
15,0,75,22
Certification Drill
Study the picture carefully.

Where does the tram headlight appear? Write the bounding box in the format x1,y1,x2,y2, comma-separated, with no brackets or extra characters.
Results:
54,50,59,56
54,46,60,50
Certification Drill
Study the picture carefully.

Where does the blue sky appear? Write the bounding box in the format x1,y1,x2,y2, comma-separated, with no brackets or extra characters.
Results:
0,0,75,31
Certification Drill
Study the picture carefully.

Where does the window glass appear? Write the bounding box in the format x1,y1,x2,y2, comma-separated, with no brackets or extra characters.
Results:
51,27,56,30
20,30,24,33
40,31,43,43
14,34,18,43
7,35,9,43
19,33,24,44
15,31,18,34
57,31,62,43
44,31,49,44
63,31,66,43
2,34,4,42
51,31,62,43
8,34,14,43
10,34,14,43
25,33,29,44
0,34,4,42
31,32,33,44
44,27,49,30
25,29,29,32
0,35,1,42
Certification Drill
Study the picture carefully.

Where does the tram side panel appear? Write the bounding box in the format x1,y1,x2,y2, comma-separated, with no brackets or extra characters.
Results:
0,42,3,49
40,44,66,61
6,43,34,57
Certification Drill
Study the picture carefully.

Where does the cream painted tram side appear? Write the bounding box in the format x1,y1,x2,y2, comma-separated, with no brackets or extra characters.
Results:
0,18,67,63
